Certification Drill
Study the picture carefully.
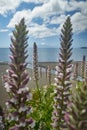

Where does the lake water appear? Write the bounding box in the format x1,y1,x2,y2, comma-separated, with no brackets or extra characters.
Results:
0,48,87,63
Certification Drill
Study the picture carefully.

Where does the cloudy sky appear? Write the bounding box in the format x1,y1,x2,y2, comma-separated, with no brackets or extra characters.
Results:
0,0,87,48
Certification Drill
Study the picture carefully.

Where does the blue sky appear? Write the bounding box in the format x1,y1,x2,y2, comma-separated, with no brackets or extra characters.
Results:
0,0,87,48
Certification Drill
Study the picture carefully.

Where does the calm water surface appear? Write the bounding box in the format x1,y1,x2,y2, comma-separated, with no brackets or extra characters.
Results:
0,48,87,63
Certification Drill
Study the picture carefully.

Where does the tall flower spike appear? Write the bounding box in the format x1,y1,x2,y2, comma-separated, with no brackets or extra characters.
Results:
33,42,41,102
65,85,87,130
52,16,73,130
4,18,34,130
33,42,39,81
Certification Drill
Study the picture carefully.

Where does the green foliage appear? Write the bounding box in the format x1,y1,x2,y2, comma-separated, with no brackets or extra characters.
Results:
29,85,55,130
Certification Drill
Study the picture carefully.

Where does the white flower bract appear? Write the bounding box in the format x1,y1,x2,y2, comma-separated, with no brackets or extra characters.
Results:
10,98,17,104
26,93,32,100
19,122,26,127
19,106,28,113
17,86,29,94
30,120,35,128
4,82,12,92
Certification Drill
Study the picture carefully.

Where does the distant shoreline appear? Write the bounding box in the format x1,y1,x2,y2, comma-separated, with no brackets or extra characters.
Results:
0,48,87,62
80,47,87,49
0,60,87,66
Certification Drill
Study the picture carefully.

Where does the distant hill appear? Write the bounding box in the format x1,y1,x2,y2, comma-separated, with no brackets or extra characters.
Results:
81,47,87,49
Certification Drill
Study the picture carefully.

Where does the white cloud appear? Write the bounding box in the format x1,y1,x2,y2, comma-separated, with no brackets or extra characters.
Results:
0,0,48,16
7,0,65,27
7,0,65,28
0,0,87,17
7,0,64,38
29,23,57,38
23,0,47,4
0,29,8,32
0,0,20,15
6,0,87,39
7,10,32,28
71,12,87,33
62,0,84,12
31,0,64,19
50,15,67,25
20,0,87,16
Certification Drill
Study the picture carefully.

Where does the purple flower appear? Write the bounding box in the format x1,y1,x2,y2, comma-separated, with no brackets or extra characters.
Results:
64,112,69,123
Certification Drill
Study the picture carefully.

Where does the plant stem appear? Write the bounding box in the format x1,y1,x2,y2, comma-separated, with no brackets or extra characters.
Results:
35,80,42,103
